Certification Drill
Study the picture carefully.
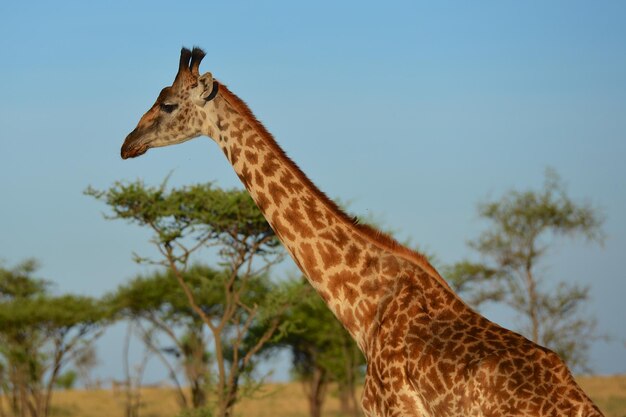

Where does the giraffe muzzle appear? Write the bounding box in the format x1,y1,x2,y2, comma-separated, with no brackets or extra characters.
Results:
120,130,148,159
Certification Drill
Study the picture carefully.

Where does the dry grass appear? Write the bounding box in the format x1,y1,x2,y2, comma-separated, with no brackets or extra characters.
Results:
48,383,348,417
578,375,626,417
32,375,626,417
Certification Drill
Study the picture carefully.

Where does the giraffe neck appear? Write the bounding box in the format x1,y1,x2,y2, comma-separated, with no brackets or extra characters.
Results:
208,83,445,350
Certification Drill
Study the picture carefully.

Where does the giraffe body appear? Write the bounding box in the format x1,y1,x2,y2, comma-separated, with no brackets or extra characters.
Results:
121,48,603,417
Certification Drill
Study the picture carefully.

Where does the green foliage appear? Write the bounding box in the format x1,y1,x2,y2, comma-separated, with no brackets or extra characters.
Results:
0,294,109,331
446,169,604,372
84,180,277,255
0,258,48,300
54,370,77,390
106,265,226,324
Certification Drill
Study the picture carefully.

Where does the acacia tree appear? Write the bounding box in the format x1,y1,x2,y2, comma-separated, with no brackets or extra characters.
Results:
106,266,219,409
445,170,604,372
108,264,280,410
86,180,295,417
0,260,108,417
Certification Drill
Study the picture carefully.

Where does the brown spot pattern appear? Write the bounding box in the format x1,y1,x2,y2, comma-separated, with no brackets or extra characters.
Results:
284,202,314,238
316,241,342,269
244,150,258,164
261,155,280,176
267,181,288,206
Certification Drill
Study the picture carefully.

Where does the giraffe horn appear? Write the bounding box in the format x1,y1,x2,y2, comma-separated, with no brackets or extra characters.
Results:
174,47,193,85
190,47,206,77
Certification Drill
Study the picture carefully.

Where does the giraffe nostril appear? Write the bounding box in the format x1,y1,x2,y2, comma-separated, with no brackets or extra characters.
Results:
121,129,148,159
121,143,147,159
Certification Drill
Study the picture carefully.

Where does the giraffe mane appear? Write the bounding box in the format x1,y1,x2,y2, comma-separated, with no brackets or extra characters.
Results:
217,82,445,284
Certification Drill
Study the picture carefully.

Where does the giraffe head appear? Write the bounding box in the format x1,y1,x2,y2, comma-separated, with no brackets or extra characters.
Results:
121,47,219,159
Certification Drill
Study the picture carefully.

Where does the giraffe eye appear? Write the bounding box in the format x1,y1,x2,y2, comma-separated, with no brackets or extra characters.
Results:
160,103,178,113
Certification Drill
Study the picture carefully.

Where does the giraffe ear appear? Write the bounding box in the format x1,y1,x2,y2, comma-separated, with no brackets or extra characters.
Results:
199,73,219,102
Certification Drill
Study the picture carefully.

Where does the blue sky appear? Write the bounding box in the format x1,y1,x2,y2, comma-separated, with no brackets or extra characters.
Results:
1,1,625,382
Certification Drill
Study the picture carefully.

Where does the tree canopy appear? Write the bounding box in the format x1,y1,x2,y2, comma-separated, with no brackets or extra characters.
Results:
0,260,109,417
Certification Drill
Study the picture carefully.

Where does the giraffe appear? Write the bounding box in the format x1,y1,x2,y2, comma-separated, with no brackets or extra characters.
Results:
120,47,603,417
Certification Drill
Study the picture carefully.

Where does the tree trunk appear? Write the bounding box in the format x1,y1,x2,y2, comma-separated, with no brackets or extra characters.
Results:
305,366,328,417
339,340,362,417
17,370,28,417
338,382,361,417
0,393,7,417
525,266,540,342
339,384,351,415
217,366,240,417
186,331,208,408
190,379,206,409
42,346,64,417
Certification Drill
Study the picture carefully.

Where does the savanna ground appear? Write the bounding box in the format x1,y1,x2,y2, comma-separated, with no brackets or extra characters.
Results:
43,375,626,417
